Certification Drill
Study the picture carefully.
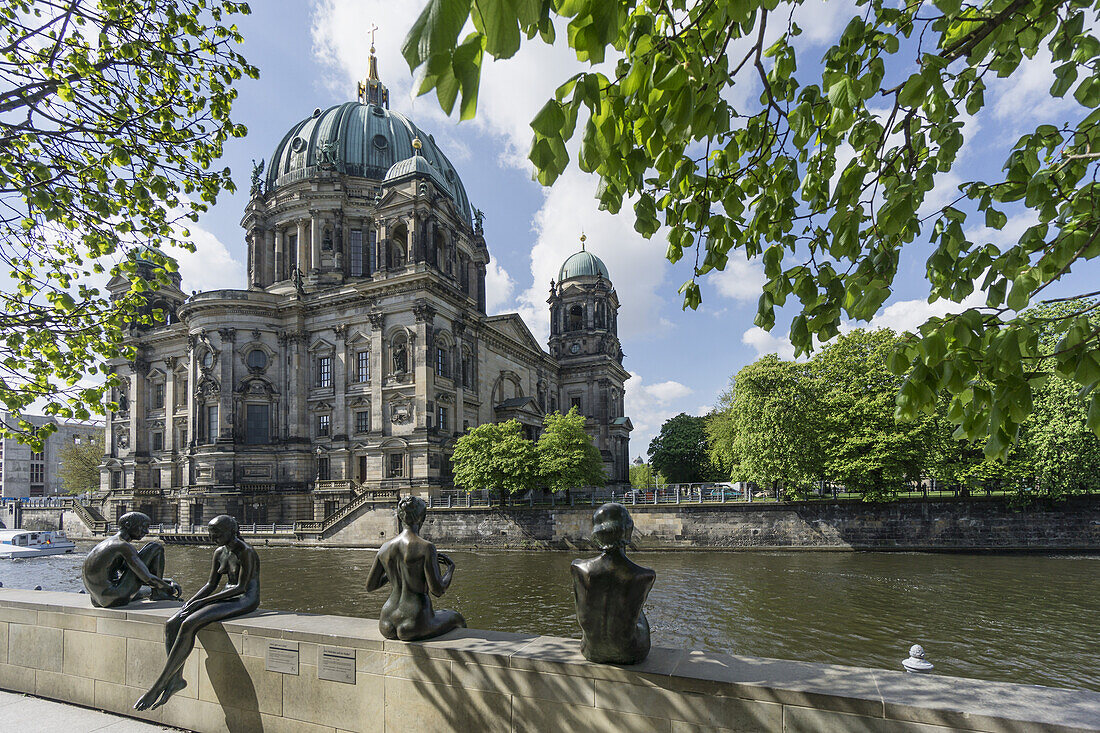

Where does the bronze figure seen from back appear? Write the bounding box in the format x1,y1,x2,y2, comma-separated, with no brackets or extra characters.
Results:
134,515,260,711
81,511,181,608
571,502,656,664
366,495,466,641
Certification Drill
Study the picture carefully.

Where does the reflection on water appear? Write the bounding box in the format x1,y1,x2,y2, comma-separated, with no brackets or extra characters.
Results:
2,546,1096,691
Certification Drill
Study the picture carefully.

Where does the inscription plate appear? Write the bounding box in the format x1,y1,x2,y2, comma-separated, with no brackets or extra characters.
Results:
318,646,356,684
265,641,299,675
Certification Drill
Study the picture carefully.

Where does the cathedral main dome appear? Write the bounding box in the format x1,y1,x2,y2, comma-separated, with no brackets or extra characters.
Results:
265,101,472,225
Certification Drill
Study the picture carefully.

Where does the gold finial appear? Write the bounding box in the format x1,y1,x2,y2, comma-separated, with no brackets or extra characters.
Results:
580,232,587,250
412,136,422,151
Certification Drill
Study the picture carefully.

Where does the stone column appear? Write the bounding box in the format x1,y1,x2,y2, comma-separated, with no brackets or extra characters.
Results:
274,228,285,281
368,311,385,434
310,215,321,272
376,219,388,274
249,230,263,289
477,263,487,313
218,329,236,443
413,301,435,441
165,361,176,453
186,336,198,451
296,219,308,276
407,216,418,267
129,361,146,456
333,326,348,439
265,229,276,285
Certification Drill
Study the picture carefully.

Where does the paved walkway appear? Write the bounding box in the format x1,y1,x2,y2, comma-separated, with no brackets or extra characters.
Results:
0,690,187,732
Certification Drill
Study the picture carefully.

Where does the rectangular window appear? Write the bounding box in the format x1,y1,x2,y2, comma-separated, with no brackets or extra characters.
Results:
153,383,165,409
437,405,448,433
152,470,161,488
436,347,448,377
368,230,377,274
176,377,188,406
357,350,370,383
317,457,330,481
31,451,43,461
570,396,583,412
317,414,330,437
289,234,298,270
350,229,363,277
111,472,121,490
206,405,219,443
30,464,44,483
151,432,163,451
245,403,270,445
355,411,370,434
387,453,403,478
317,356,332,388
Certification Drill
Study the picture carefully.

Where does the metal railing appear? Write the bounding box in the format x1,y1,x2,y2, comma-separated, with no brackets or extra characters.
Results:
147,523,296,535
424,484,752,509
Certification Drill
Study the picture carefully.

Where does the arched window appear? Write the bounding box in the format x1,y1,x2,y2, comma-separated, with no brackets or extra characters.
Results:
568,304,584,331
551,305,560,335
595,301,606,328
322,226,333,251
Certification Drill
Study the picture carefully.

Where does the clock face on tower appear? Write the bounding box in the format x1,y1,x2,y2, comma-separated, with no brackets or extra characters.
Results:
570,343,580,354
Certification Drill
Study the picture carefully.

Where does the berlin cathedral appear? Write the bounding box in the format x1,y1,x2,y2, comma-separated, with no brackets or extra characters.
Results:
99,50,632,525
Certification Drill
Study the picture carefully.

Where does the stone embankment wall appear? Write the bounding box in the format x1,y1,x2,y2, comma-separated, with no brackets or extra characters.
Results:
418,496,1100,551
1,589,1097,733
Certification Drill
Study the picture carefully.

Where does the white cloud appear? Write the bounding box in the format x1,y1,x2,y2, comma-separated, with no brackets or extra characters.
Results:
709,251,765,302
483,258,516,313
694,404,713,417
742,326,797,360
625,372,697,455
175,225,245,293
966,212,1036,250
865,291,986,335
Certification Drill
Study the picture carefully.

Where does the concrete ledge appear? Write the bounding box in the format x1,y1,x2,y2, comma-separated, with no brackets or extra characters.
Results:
1,589,1097,733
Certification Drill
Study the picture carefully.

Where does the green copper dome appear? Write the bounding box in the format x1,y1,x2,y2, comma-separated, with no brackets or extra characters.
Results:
266,102,472,225
558,250,610,282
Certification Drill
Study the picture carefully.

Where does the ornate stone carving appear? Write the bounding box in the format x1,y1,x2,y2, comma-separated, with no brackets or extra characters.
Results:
368,310,385,330
218,328,236,343
413,299,436,323
390,398,413,425
334,324,347,339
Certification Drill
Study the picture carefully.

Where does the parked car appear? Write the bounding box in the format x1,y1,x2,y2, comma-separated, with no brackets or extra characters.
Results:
707,487,742,501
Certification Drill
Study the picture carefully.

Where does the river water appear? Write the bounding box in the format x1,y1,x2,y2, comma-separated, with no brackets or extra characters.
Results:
2,545,1096,691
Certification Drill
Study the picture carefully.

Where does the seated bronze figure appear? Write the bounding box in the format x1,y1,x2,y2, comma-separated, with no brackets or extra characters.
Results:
571,502,656,664
134,515,260,711
81,511,181,608
366,495,466,641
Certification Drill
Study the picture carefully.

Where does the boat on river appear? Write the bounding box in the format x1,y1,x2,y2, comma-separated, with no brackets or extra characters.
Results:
0,530,77,559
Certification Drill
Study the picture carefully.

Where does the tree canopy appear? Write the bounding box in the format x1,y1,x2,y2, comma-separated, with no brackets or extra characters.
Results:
537,407,605,492
0,0,256,447
708,310,1100,499
451,419,538,496
57,431,105,495
647,412,718,483
403,0,1100,457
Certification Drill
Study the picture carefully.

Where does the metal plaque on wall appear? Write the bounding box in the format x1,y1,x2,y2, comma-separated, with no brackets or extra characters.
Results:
318,646,356,684
265,641,300,675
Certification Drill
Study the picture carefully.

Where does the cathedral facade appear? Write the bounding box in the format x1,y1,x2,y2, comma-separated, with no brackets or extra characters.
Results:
99,56,632,525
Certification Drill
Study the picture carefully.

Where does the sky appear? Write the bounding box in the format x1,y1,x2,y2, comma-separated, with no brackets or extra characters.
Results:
162,0,1096,457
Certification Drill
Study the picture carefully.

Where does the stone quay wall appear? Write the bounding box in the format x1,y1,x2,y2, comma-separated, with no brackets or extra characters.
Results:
1,589,1097,733
415,496,1100,551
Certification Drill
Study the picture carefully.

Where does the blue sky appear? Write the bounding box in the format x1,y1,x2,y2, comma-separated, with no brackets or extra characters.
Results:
170,0,1097,456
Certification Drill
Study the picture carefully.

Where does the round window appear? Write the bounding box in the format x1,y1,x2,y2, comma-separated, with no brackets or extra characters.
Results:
201,351,214,368
372,134,389,150
247,349,267,370
291,136,306,152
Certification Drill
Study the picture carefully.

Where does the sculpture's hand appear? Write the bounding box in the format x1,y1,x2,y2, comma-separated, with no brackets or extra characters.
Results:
437,552,455,568
166,580,183,599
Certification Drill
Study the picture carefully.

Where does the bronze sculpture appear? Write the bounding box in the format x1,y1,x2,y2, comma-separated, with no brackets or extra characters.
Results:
366,495,466,641
571,503,656,664
134,515,260,711
81,511,181,608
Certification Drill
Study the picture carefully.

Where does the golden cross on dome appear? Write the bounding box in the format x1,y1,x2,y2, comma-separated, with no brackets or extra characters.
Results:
580,232,587,251
369,23,378,51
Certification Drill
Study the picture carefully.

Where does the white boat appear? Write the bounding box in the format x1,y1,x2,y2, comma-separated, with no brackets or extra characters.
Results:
0,529,77,558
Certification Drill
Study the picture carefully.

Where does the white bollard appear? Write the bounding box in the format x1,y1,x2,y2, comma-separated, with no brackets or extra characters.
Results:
902,644,934,673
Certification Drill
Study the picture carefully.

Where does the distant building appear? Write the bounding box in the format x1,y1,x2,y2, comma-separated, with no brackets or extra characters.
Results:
98,49,632,525
0,412,103,498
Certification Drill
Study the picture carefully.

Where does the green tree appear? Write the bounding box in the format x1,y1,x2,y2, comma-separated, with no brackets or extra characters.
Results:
56,432,105,495
403,0,1100,456
708,355,824,497
629,460,656,489
813,329,937,499
647,412,717,483
0,0,256,447
451,419,537,500
537,407,605,492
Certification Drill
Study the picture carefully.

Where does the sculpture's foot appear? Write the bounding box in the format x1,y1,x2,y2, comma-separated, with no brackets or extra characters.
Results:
133,687,162,711
150,676,187,710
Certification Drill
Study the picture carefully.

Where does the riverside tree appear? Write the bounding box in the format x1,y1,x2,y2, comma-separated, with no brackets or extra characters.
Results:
0,0,256,447
402,0,1100,456
450,419,538,501
536,407,605,493
647,412,717,483
57,432,105,495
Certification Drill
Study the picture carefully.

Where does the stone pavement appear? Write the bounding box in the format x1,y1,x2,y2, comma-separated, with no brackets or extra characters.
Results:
0,690,187,733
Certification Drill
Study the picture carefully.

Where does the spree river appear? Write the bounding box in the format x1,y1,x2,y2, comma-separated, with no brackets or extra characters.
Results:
3,546,1096,691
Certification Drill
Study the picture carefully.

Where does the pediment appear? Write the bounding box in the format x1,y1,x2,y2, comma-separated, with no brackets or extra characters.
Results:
308,337,335,353
485,314,545,355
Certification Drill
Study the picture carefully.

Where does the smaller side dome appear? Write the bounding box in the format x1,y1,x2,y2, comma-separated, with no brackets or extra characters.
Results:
384,154,450,193
558,250,610,282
